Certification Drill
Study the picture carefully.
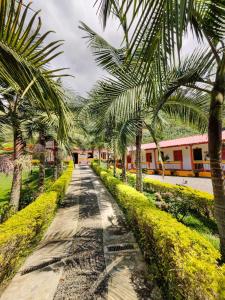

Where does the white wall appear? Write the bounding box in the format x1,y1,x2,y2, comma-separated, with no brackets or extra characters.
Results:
154,146,192,170
127,149,156,169
183,146,192,170
127,142,225,172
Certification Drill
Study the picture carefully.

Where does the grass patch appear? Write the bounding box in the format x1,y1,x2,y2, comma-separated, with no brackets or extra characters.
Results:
20,167,54,209
143,191,156,206
0,174,12,205
0,167,54,218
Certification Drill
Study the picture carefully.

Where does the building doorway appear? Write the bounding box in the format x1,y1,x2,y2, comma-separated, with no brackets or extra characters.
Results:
73,153,79,164
193,148,203,170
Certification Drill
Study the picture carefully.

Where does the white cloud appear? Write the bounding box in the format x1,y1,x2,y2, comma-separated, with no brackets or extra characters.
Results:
25,1,203,96
26,0,123,96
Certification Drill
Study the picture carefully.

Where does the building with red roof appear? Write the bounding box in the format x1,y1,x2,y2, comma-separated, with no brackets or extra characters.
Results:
127,131,225,177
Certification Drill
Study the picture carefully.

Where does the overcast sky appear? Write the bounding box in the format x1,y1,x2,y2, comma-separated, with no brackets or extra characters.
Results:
27,1,200,97
26,0,123,97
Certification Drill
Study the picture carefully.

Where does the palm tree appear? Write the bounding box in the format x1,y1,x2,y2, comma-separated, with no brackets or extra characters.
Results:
79,22,146,191
0,0,70,211
25,110,68,192
93,0,225,260
116,118,139,182
80,23,210,192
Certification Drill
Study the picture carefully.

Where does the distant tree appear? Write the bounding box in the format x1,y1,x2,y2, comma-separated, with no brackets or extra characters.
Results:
0,1,69,211
94,0,225,260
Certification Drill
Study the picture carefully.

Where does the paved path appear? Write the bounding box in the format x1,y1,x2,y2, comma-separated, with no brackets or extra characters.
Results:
145,174,213,194
1,166,161,300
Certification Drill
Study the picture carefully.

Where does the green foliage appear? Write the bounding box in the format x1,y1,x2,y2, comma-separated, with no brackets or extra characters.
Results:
19,167,55,210
0,167,55,221
143,178,214,220
182,214,220,250
0,191,58,283
0,173,12,203
108,164,219,249
142,120,201,144
154,191,191,221
91,161,225,299
0,161,73,284
31,160,40,166
49,161,74,202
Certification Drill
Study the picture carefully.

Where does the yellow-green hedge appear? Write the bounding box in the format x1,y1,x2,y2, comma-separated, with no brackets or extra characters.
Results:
143,177,214,219
0,161,73,283
92,162,224,299
108,165,214,219
49,161,74,201
31,159,40,166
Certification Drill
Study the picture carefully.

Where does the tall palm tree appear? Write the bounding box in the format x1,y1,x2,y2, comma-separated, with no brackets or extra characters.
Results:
80,22,147,191
25,111,68,192
0,0,70,211
80,23,210,192
94,0,225,260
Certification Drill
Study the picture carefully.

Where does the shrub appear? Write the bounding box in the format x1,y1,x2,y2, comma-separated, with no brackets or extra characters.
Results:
49,161,74,202
0,161,73,283
31,159,40,166
101,164,214,221
155,191,192,221
91,162,225,299
143,177,214,219
0,203,10,224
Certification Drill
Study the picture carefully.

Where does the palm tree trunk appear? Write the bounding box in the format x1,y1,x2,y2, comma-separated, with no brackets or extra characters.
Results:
53,141,58,180
57,159,63,177
98,147,101,166
10,127,25,211
107,151,110,169
122,149,127,183
208,58,225,260
113,141,116,177
38,131,46,193
57,148,63,177
136,126,143,192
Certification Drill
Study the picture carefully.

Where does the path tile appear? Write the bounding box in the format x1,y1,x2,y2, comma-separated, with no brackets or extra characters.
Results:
0,170,80,300
1,166,162,300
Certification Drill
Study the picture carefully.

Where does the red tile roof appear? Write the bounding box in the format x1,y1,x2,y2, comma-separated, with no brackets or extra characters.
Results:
128,131,225,151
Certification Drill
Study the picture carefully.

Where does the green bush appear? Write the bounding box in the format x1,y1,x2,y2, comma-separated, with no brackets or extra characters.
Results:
31,159,40,166
154,191,192,221
49,161,74,201
0,161,73,283
108,165,214,220
143,178,214,219
91,162,225,299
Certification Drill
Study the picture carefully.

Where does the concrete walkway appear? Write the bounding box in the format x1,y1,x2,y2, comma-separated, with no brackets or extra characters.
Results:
1,166,161,300
145,174,213,194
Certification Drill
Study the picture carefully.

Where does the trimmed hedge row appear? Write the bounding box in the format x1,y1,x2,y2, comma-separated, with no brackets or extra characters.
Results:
50,161,74,201
92,162,225,299
143,178,214,219
0,161,74,283
108,166,214,220
31,159,40,166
